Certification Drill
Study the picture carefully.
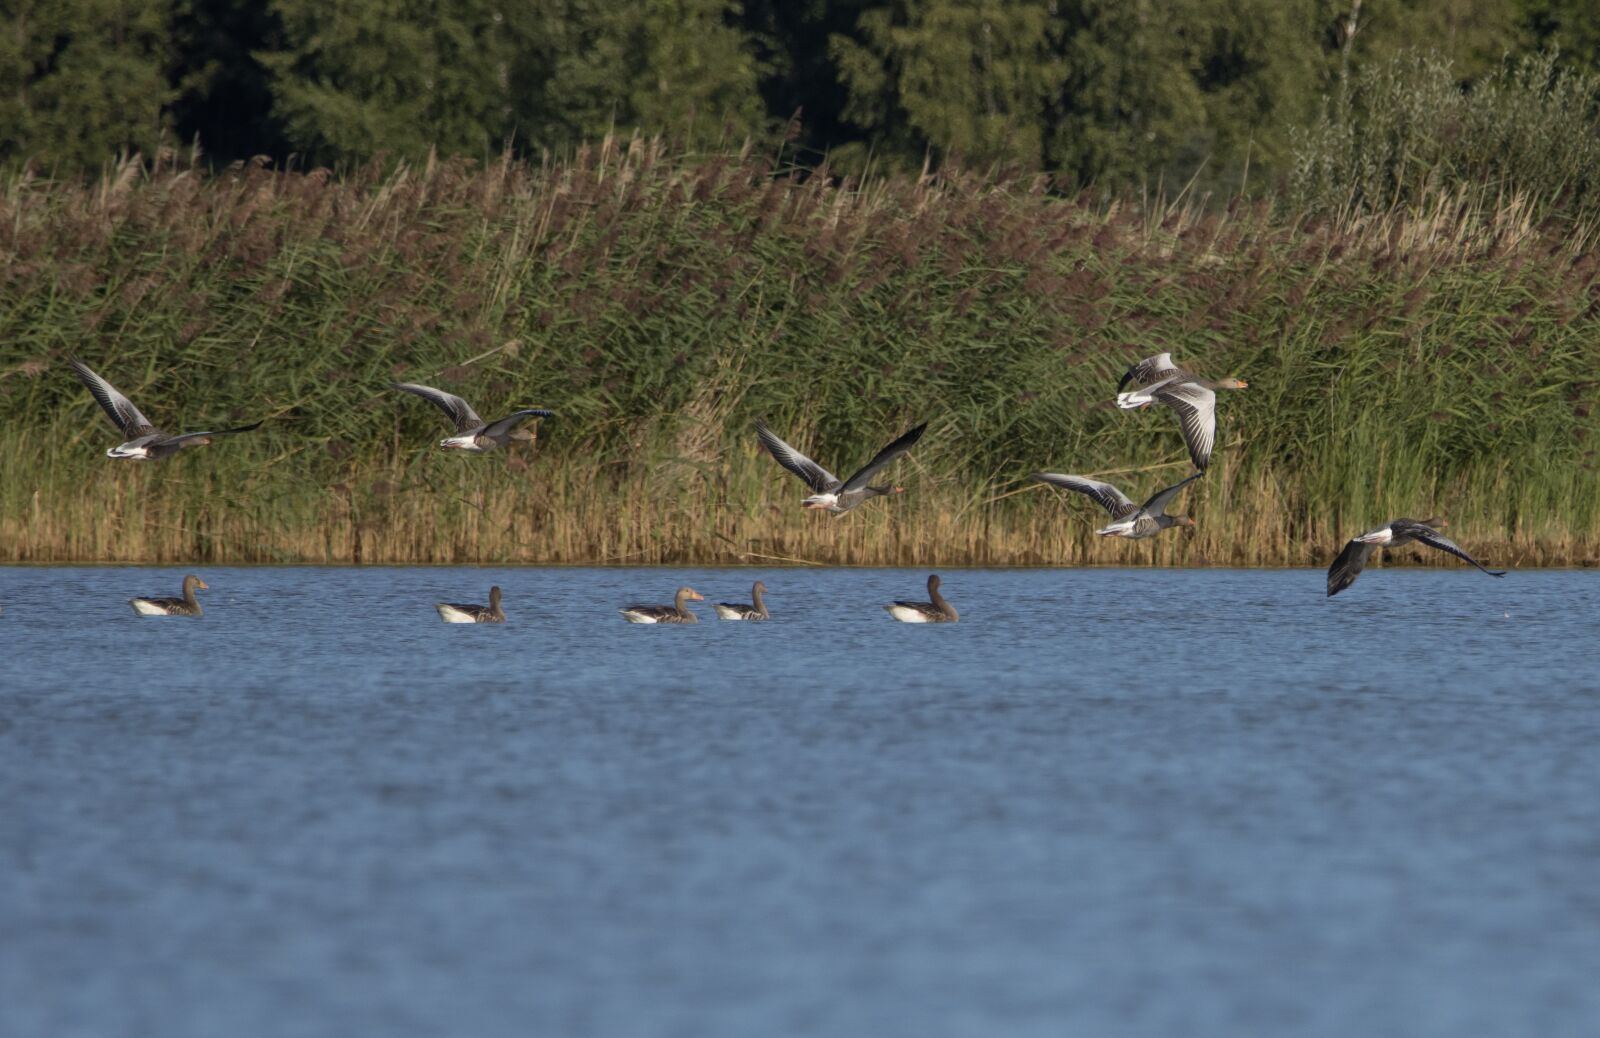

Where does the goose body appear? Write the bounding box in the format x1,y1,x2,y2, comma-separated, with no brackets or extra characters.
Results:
755,419,928,513
1033,471,1201,540
1113,353,1246,471
714,581,770,621
129,574,207,616
1328,519,1507,596
885,574,958,623
393,382,553,452
71,360,261,460
621,586,703,624
435,586,505,623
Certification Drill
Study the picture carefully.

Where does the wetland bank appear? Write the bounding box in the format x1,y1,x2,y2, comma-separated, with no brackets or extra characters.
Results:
2,140,1598,568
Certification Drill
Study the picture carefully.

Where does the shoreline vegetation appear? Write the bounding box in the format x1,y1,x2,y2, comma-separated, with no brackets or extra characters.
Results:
3,140,1599,568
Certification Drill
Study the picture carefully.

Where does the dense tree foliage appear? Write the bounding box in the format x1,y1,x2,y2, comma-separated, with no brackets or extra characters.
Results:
0,0,1596,192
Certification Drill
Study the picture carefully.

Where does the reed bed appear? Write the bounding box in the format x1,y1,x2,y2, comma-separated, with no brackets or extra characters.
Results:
2,140,1598,567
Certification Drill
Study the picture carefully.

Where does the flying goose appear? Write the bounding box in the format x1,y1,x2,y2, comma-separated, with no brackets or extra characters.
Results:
1114,353,1246,471
1327,519,1507,596
755,419,928,513
129,574,207,616
1032,471,1202,539
71,359,261,460
435,585,505,623
885,574,958,623
393,382,554,452
620,586,703,624
715,581,770,621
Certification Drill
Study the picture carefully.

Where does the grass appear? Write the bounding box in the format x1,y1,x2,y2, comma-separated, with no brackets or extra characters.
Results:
1,139,1598,568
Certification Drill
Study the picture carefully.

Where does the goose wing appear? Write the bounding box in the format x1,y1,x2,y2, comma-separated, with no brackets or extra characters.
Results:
71,359,155,437
1032,473,1139,519
1327,538,1379,596
1116,352,1179,391
1139,471,1204,517
1154,380,1217,471
159,422,264,446
755,419,840,493
482,409,555,439
1400,524,1508,578
839,422,928,493
620,605,677,621
133,596,186,610
393,383,484,433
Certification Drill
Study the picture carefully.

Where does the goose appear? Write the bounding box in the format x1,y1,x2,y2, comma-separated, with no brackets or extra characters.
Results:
1328,519,1507,597
885,574,958,623
715,581,770,621
71,359,261,460
620,586,703,624
129,574,207,616
393,382,554,452
1114,353,1246,471
435,585,505,623
755,419,928,513
1033,471,1202,539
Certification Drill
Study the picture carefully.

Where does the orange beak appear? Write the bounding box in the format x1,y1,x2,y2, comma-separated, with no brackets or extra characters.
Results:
196,579,210,589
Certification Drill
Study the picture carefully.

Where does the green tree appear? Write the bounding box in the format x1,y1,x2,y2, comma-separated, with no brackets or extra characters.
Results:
1054,0,1330,189
260,0,525,164
1519,0,1600,72
0,0,177,168
537,0,768,148
831,0,1062,168
1331,0,1524,79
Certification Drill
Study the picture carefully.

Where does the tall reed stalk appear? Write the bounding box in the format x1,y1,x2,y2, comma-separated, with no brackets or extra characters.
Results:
2,140,1597,567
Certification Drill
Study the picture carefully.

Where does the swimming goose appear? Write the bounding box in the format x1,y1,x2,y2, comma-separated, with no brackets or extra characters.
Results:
885,574,958,623
435,585,505,623
1032,471,1202,539
393,382,554,452
1327,519,1507,596
129,574,207,616
715,581,770,620
71,359,261,460
620,586,703,624
755,419,928,513
1114,353,1246,471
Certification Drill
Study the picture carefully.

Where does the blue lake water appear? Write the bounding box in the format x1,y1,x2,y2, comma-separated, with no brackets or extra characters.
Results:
2,565,1598,1037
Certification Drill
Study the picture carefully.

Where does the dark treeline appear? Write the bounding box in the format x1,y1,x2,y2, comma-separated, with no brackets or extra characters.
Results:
4,1,1600,196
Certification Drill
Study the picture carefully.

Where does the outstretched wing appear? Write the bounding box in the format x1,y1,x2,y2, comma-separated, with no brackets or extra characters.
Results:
1139,471,1204,517
393,382,483,433
71,359,155,437
840,422,928,493
482,409,554,439
1402,525,1508,578
755,419,839,493
160,422,263,447
1032,473,1138,519
1327,538,1378,597
1116,352,1179,392
1155,380,1217,471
